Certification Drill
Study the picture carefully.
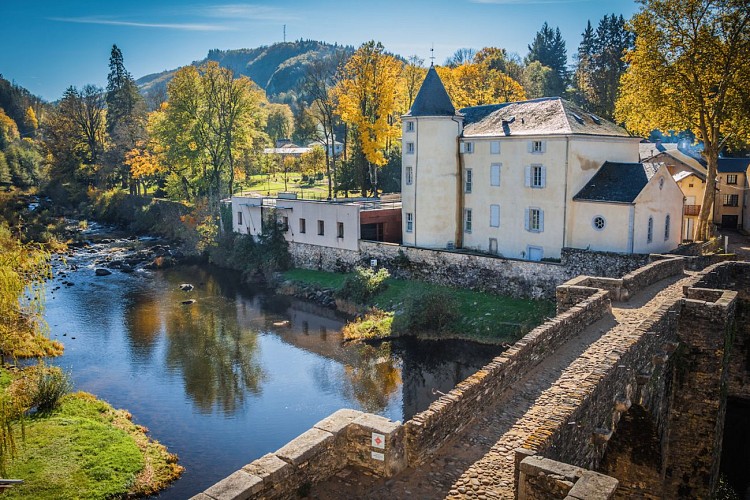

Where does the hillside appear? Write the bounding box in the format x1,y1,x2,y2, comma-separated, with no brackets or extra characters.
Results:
136,40,353,102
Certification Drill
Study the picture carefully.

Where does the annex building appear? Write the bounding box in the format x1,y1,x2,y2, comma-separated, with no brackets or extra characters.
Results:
400,65,684,260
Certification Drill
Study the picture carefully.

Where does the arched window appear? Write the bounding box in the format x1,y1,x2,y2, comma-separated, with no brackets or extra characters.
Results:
664,215,670,240
647,216,653,243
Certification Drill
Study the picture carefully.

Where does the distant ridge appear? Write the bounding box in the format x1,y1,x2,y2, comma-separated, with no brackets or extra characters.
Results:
136,40,354,102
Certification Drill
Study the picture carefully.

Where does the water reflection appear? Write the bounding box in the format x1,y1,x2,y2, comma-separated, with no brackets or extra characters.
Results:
44,251,502,497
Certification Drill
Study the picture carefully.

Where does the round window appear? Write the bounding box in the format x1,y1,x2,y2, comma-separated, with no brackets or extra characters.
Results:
592,216,606,231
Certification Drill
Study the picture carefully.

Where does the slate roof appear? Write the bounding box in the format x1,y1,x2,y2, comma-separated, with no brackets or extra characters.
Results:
460,98,631,138
573,162,660,203
639,142,679,160
718,158,750,173
405,65,456,117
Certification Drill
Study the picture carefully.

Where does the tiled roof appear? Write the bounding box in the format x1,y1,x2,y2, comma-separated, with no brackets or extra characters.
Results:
573,162,660,203
405,66,456,117
460,98,631,138
718,158,750,173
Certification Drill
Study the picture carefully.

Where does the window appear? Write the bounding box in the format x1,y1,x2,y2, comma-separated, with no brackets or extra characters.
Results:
724,194,739,206
464,209,472,233
406,213,413,232
647,216,653,243
461,142,474,154
405,121,414,132
337,222,344,238
405,166,413,185
525,165,546,188
406,142,415,154
525,208,544,232
465,169,473,193
237,211,243,225
659,177,665,190
490,163,501,186
530,140,545,153
490,204,500,227
317,220,325,236
282,216,289,231
592,216,606,231
490,141,501,154
727,174,738,185
299,218,306,233
664,215,670,240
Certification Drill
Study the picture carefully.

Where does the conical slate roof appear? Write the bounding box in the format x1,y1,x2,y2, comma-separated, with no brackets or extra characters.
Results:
406,65,456,117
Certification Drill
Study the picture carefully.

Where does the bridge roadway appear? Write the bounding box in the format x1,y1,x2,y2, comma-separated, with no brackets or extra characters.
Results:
309,272,691,499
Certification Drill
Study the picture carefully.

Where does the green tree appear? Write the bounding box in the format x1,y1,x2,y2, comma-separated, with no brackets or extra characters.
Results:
526,22,568,95
59,85,106,169
575,15,633,119
105,44,147,190
522,61,558,99
616,0,750,240
265,103,294,144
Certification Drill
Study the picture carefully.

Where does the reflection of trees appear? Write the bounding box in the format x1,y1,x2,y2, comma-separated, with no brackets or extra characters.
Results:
342,343,402,414
123,291,162,362
160,269,265,415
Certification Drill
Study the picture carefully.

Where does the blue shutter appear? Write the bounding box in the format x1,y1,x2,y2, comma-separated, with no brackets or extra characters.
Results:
539,210,544,232
524,208,530,231
524,166,531,187
540,166,547,187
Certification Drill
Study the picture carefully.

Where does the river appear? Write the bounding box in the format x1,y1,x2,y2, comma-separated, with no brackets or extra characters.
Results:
42,232,502,498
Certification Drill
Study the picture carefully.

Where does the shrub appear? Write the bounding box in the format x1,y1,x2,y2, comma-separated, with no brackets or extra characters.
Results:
337,267,390,304
30,363,72,413
342,310,394,341
392,287,459,335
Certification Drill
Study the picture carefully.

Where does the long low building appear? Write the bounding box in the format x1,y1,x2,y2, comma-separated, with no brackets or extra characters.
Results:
231,194,402,250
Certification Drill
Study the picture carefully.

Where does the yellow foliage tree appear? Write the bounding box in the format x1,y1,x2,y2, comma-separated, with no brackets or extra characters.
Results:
616,0,750,241
24,107,38,132
334,41,402,196
436,63,526,109
0,108,19,148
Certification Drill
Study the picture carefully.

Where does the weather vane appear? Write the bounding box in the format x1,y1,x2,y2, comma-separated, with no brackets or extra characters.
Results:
430,44,435,66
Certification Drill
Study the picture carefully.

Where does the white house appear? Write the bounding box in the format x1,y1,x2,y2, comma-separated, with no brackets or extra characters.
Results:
401,65,683,259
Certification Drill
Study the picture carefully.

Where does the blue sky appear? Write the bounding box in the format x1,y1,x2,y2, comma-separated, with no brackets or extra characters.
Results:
1,0,639,101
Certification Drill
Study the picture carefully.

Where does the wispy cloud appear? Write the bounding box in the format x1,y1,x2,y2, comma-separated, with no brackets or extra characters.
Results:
196,4,294,22
470,0,590,4
48,16,232,31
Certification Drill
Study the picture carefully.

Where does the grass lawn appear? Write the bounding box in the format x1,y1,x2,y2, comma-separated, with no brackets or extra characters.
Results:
4,391,182,499
282,269,555,344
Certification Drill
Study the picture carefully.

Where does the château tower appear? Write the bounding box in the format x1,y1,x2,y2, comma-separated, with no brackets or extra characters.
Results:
401,65,463,248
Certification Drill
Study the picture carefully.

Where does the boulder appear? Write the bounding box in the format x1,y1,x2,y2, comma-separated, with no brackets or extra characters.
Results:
95,268,112,276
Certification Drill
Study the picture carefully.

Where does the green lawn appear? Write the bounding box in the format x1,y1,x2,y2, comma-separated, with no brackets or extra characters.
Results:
282,269,555,343
4,392,182,499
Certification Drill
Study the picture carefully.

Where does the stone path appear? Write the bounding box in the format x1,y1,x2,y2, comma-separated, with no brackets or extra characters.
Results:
309,273,692,499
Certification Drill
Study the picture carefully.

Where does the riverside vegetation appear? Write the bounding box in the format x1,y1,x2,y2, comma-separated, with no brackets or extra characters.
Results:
0,193,183,498
282,267,555,344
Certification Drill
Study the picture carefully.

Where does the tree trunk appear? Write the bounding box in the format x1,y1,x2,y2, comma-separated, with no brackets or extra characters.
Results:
697,144,719,241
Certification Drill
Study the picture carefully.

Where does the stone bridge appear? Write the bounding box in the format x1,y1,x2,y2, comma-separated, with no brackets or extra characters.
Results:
192,258,750,500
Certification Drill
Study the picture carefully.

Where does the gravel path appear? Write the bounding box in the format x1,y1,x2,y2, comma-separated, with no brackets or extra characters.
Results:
309,273,692,499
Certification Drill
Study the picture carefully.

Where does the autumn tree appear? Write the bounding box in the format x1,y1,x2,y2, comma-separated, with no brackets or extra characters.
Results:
401,55,427,111
335,41,402,197
105,44,147,191
301,50,348,199
148,62,267,202
437,62,526,108
616,0,750,240
526,22,568,95
445,48,476,67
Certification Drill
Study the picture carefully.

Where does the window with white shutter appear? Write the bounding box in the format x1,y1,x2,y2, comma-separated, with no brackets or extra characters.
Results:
490,141,500,154
490,163,501,186
490,205,500,227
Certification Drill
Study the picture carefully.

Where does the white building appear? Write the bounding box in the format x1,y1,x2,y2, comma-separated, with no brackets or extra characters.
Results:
401,66,683,259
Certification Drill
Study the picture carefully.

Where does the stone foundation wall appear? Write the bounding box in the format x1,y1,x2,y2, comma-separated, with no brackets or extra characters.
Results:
404,288,611,462
288,242,652,300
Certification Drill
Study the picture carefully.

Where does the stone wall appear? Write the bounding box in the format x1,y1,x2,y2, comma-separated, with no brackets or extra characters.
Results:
288,241,652,300
671,237,723,256
556,256,684,307
517,456,618,500
191,410,405,500
404,288,611,462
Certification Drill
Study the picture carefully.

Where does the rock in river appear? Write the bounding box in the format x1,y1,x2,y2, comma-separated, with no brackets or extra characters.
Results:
95,268,112,276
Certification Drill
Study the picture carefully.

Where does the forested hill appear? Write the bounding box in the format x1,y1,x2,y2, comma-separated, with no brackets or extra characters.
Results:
136,40,353,101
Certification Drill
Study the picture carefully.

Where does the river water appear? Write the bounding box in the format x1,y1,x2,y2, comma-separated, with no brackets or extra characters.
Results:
42,235,502,498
